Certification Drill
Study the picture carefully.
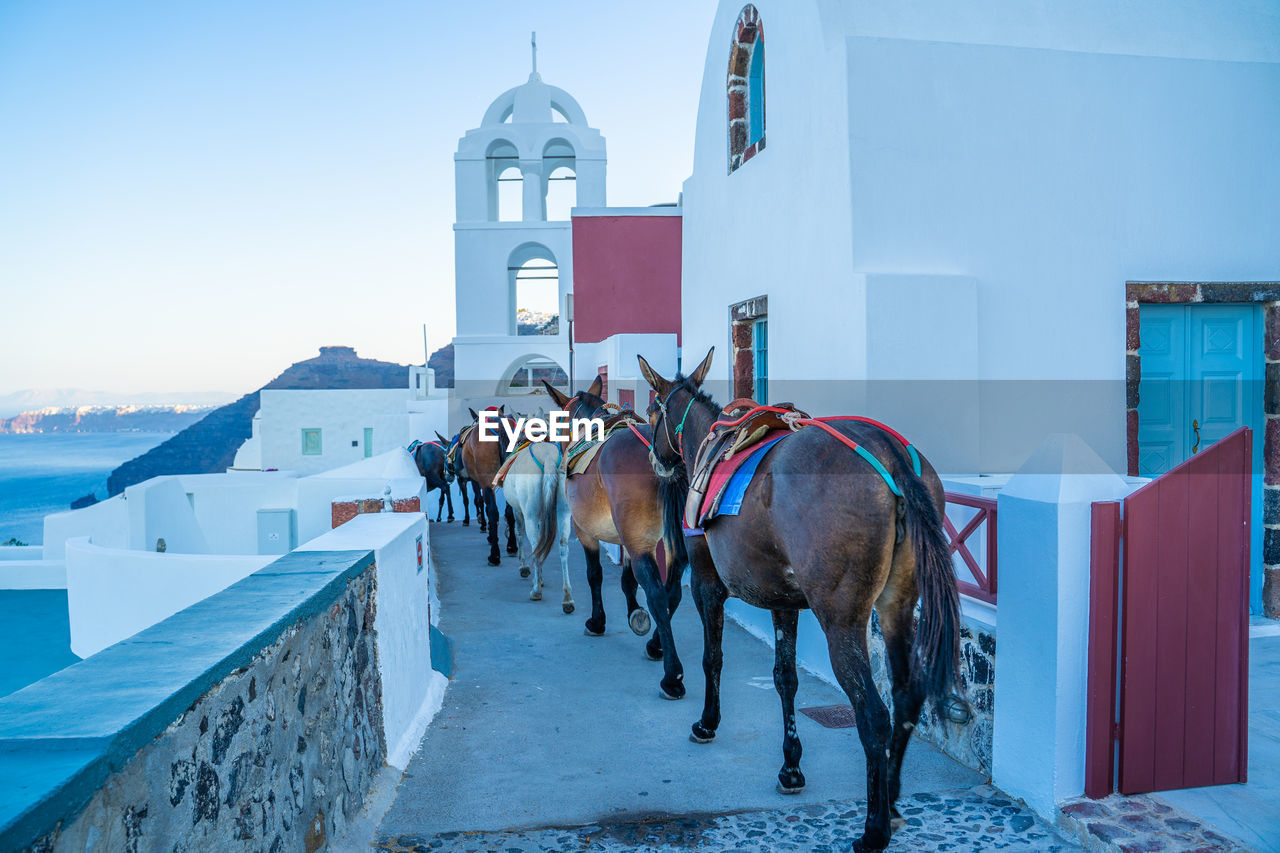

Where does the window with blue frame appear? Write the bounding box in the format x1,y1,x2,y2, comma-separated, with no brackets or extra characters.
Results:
301,428,322,456
753,317,768,404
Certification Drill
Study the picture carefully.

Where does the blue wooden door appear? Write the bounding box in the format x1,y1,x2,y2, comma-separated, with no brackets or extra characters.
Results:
1138,304,1263,614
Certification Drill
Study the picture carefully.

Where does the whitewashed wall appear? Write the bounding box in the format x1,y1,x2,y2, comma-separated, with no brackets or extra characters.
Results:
64,537,271,658
258,389,412,477
681,0,1280,475
299,513,443,769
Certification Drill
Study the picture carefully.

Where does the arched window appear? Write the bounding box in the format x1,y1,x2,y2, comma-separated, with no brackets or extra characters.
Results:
727,5,765,173
508,244,560,335
543,139,577,221
505,356,567,393
487,140,522,221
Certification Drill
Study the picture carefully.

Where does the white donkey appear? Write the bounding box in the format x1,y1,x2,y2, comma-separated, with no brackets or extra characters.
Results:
500,440,575,613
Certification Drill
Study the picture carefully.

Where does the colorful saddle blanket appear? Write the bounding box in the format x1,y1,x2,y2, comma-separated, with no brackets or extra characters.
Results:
698,430,789,524
564,411,647,477
684,402,923,532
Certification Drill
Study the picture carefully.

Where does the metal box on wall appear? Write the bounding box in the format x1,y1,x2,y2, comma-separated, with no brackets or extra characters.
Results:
256,508,296,555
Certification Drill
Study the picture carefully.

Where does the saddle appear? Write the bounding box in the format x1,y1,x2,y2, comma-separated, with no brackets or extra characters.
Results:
565,410,647,476
684,400,810,530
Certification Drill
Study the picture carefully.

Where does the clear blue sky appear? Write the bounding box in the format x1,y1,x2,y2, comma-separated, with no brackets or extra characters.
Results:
0,0,717,396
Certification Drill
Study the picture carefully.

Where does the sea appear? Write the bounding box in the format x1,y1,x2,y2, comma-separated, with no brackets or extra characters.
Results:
0,432,173,546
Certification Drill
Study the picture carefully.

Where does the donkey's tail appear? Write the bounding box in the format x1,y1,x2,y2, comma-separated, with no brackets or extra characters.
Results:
532,446,562,565
656,459,690,570
900,472,962,714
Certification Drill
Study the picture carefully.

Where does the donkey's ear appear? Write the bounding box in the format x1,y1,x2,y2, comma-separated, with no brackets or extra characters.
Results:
636,354,671,397
688,347,715,389
497,405,505,416
543,380,572,409
468,408,479,422
586,374,604,398
435,431,448,444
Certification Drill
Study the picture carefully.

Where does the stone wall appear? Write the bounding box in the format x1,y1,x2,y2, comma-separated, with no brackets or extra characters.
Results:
26,569,385,853
868,611,995,776
331,498,421,530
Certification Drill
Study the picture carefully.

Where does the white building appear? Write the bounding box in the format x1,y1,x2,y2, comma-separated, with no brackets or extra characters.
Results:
449,40,607,422
680,1,1280,613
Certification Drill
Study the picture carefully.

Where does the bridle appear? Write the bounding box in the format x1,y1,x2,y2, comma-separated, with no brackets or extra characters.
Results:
650,384,698,471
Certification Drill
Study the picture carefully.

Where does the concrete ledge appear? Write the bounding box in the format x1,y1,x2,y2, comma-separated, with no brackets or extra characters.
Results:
0,548,374,851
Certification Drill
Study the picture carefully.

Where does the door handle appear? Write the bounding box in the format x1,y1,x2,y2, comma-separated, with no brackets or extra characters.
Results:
1192,419,1201,454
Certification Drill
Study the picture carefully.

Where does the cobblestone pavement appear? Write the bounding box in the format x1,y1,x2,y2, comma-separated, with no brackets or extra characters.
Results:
1058,793,1253,852
376,784,1081,852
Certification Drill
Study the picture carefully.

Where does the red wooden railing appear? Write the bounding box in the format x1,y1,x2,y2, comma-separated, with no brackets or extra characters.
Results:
943,492,997,604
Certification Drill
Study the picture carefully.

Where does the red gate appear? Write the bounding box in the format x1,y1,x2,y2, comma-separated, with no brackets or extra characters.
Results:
1086,427,1250,797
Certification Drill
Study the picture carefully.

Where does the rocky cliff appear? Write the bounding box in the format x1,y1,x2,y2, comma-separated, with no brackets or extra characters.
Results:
106,346,427,496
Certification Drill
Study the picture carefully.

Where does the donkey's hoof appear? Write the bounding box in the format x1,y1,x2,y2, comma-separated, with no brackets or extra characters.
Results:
851,833,890,852
659,680,685,700
583,626,605,637
562,602,575,614
487,556,501,566
507,544,519,555
530,591,542,601
690,724,715,744
462,520,470,527
644,640,663,661
519,566,531,578
628,608,651,636
776,769,806,795
889,806,905,832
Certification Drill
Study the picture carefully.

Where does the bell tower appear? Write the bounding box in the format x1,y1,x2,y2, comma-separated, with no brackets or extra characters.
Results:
450,35,607,415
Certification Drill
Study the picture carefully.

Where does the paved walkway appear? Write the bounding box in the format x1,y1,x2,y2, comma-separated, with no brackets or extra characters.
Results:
376,517,1079,851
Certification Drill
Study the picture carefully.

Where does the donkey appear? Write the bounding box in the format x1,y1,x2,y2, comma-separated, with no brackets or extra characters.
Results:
410,440,454,522
543,377,691,700
439,430,483,528
638,348,962,852
460,407,520,565
499,440,576,612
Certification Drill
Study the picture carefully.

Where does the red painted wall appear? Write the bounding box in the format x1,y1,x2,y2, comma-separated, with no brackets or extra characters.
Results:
571,214,682,344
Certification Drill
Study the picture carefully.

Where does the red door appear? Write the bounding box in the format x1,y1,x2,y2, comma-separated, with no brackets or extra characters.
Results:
1087,427,1250,796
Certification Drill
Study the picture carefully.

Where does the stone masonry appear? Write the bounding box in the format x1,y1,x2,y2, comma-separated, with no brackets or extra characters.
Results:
26,570,386,853
868,611,995,776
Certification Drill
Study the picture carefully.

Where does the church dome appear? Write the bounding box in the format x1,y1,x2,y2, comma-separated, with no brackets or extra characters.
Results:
481,73,589,127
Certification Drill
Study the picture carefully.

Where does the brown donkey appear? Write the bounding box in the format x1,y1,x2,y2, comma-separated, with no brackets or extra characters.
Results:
638,349,962,853
542,379,691,700
460,406,519,566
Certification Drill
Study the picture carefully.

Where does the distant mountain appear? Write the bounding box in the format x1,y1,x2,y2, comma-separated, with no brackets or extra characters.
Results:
516,309,559,336
0,404,216,434
105,346,418,496
0,389,235,419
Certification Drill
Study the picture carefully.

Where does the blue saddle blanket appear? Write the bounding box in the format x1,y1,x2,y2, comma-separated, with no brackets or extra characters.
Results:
706,433,788,521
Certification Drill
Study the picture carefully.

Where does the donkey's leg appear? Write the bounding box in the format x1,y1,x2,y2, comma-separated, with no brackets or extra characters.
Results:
505,503,519,555
879,600,924,818
444,479,454,522
646,551,686,660
772,609,806,794
458,480,470,526
690,554,728,743
558,491,574,614
516,506,541,599
826,625,894,852
484,488,501,565
621,560,650,637
580,534,607,635
633,553,684,699
473,482,486,532
435,486,445,522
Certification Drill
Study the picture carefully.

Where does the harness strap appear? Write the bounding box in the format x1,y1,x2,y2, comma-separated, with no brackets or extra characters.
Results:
627,422,652,449
793,419,904,497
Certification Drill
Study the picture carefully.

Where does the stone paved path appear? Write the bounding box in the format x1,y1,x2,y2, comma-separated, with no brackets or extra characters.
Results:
375,516,1079,851
377,785,1078,851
